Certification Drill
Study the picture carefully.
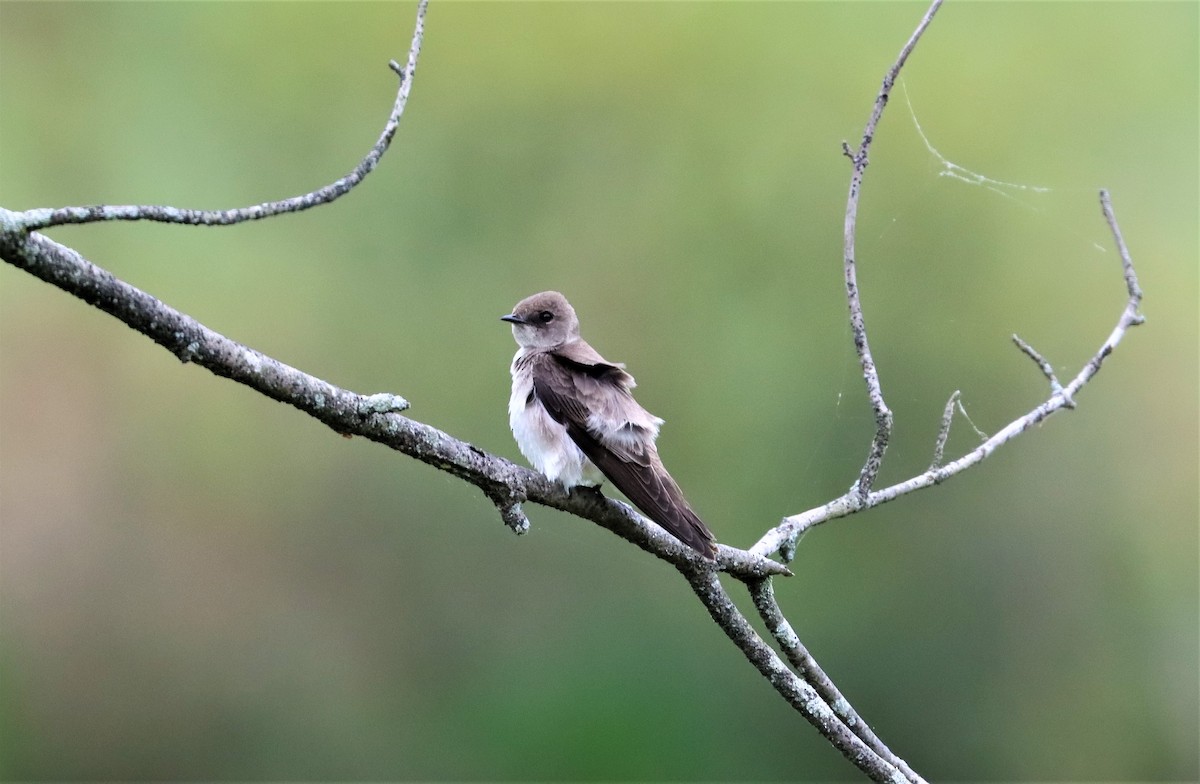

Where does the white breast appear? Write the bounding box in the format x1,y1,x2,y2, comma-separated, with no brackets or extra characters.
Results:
509,352,601,488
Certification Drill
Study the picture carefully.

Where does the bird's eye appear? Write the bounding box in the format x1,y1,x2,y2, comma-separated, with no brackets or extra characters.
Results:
538,311,554,323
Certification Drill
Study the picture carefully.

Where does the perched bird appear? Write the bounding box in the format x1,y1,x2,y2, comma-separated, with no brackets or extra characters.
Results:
501,291,717,559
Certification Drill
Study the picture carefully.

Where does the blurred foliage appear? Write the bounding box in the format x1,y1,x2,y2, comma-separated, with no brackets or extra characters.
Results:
1,2,1196,780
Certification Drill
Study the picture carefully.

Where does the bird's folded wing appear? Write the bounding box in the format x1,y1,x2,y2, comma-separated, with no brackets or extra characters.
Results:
531,352,716,557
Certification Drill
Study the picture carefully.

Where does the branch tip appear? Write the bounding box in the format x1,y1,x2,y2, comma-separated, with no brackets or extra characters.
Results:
1011,334,1063,392
930,390,960,469
1099,189,1145,307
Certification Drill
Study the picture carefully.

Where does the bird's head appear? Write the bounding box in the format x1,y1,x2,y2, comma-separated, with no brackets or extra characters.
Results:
501,291,581,350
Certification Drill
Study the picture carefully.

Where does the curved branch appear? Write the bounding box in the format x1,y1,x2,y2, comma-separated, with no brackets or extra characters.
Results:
20,0,428,232
841,0,944,500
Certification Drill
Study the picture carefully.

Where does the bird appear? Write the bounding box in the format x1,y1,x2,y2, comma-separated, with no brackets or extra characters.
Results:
501,291,717,559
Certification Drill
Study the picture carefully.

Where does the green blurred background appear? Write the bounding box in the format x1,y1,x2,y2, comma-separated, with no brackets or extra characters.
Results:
1,2,1196,780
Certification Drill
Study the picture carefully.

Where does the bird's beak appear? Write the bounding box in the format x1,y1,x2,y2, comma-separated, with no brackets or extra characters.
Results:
500,313,527,325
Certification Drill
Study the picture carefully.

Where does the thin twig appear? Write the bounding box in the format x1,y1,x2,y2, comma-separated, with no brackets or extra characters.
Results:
930,390,960,469
842,0,944,501
1012,334,1066,399
1101,189,1145,309
20,0,428,232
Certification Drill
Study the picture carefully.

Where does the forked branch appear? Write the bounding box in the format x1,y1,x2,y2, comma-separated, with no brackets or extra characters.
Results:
753,188,1143,559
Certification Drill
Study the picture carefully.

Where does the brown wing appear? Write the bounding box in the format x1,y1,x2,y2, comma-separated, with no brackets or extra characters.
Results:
530,349,717,558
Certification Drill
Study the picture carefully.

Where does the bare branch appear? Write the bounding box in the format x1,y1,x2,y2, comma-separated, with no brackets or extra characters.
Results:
841,0,944,501
754,190,1144,558
20,1,428,232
